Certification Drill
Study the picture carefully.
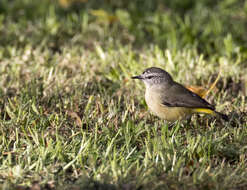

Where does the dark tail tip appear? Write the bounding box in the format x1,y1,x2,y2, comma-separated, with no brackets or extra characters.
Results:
215,111,229,121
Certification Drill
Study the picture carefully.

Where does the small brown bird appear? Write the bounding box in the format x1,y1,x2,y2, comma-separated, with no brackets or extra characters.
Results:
132,67,228,122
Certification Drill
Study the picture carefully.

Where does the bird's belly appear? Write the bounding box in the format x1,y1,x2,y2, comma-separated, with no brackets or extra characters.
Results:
145,91,191,122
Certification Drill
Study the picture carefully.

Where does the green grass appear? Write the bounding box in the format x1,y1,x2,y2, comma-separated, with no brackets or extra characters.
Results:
0,0,247,189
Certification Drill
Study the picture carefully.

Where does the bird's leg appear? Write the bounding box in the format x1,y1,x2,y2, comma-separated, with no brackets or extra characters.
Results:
185,116,192,127
168,121,177,129
171,121,182,135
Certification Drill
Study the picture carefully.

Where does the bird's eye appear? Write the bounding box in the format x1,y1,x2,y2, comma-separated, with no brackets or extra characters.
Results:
147,76,152,79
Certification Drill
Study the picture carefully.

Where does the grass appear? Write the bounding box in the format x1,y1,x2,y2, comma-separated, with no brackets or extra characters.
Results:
0,0,247,189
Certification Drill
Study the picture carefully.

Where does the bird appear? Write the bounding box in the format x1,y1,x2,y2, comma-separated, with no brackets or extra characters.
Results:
132,67,228,122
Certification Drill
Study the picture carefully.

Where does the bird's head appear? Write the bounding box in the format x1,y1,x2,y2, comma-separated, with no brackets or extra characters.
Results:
132,67,173,87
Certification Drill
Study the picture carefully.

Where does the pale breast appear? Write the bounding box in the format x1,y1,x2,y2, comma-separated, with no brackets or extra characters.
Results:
145,89,191,122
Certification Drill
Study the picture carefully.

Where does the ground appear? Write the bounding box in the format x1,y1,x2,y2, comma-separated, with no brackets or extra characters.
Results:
0,0,247,189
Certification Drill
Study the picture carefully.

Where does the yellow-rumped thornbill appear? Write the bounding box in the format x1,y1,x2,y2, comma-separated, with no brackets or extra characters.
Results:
132,67,228,122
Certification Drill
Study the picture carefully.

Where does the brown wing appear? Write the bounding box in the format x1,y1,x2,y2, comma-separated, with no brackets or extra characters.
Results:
161,82,215,110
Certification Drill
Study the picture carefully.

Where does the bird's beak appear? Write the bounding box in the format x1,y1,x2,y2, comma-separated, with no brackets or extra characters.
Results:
131,75,143,80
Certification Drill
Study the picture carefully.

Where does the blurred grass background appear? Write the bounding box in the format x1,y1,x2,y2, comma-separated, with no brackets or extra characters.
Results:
1,0,247,56
0,0,247,189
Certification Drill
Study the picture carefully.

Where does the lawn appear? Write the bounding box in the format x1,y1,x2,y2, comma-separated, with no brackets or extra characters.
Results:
0,0,247,189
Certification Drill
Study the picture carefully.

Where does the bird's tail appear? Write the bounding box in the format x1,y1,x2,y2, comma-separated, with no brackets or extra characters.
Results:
214,111,229,121
192,108,229,121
